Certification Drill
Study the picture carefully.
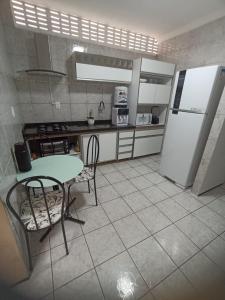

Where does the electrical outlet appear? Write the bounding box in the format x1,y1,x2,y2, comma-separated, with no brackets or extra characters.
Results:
55,102,61,109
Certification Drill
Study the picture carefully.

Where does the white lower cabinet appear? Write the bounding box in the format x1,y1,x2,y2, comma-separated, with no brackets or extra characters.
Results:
99,132,117,162
133,134,163,157
82,132,117,163
82,128,163,161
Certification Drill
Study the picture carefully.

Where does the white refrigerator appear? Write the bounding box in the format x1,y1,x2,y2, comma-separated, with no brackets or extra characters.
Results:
160,65,225,188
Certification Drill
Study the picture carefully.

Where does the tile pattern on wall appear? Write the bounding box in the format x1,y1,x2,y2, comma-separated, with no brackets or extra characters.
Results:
0,3,23,194
3,17,155,124
16,76,114,123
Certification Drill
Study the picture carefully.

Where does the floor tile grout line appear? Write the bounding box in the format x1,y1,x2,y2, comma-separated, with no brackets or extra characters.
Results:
149,198,223,249
151,230,225,289
20,157,223,300
34,162,225,269
52,267,96,294
149,236,209,293
102,185,216,226
191,208,225,236
31,182,225,261
206,200,225,219
172,220,219,251
42,179,225,255
19,156,225,298
137,290,156,300
98,191,189,296
41,202,225,275
79,218,107,300
49,245,55,300
96,193,158,297
106,208,153,297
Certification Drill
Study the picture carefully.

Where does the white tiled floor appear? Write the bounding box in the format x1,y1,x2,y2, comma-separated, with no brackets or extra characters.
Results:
15,155,225,300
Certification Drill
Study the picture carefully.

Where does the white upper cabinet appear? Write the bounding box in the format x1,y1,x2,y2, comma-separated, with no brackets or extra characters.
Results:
138,83,156,104
141,58,175,76
155,85,171,104
138,83,171,104
76,63,132,83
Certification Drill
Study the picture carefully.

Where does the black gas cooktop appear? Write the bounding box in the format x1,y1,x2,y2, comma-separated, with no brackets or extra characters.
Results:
37,123,69,134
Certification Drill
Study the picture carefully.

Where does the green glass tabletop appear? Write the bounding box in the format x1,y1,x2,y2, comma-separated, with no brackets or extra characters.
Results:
16,155,84,187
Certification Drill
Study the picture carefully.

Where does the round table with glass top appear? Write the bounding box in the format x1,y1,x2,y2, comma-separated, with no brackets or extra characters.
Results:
16,155,84,187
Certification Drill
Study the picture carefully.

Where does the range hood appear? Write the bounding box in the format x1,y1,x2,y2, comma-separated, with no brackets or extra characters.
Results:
18,33,66,77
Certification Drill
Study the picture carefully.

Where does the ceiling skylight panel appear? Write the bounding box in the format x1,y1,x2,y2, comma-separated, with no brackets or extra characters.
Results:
11,0,158,55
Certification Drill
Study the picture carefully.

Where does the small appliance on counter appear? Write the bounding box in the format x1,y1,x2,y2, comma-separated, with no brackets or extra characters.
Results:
136,113,152,125
114,86,128,106
112,107,129,126
14,142,31,172
112,86,129,126
151,106,160,124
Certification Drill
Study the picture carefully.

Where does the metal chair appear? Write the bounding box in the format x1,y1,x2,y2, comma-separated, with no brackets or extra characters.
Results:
6,176,69,271
68,135,99,206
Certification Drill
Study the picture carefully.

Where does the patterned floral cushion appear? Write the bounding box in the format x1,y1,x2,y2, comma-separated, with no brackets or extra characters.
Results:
74,167,94,183
20,190,64,230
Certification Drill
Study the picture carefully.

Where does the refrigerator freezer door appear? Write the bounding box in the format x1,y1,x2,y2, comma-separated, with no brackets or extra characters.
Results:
171,65,218,113
160,110,205,187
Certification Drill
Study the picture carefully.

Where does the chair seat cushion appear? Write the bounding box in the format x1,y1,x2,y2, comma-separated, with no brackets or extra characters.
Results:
20,190,63,230
74,167,94,183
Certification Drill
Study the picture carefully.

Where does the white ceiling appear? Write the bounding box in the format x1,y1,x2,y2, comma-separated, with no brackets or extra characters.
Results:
27,0,225,41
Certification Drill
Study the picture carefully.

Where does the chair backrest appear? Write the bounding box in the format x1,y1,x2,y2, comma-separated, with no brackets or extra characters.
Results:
86,135,99,174
6,176,66,231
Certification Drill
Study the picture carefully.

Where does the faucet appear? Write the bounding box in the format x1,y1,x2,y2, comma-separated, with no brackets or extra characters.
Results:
98,100,105,113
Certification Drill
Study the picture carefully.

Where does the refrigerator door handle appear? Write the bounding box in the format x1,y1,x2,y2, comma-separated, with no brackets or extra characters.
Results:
170,108,205,114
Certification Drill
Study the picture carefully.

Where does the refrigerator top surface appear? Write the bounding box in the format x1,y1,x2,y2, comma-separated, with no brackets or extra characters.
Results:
170,65,219,114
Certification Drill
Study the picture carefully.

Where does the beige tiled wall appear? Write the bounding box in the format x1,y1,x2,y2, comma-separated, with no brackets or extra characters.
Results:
158,16,225,194
0,0,27,275
5,24,155,124
0,1,23,197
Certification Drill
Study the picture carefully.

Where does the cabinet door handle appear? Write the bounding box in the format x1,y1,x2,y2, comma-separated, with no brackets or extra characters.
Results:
135,134,163,139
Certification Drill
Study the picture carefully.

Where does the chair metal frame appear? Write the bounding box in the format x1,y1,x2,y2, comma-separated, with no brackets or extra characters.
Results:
6,175,69,271
68,135,99,206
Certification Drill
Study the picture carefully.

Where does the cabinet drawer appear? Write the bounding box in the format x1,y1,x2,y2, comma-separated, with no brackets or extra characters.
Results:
138,83,156,104
119,131,134,138
141,58,175,76
118,152,132,160
135,129,164,137
119,145,133,153
134,135,163,157
119,138,133,146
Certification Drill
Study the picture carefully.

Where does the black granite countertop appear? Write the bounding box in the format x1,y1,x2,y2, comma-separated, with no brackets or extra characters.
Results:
23,120,164,140
23,120,135,140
